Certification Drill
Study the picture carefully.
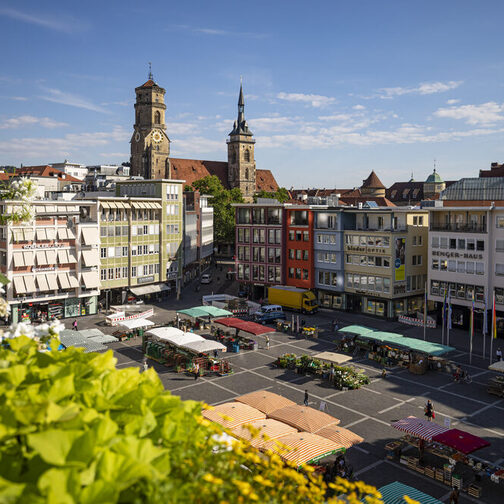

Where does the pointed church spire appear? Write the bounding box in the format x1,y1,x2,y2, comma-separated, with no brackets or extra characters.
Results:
238,82,245,107
229,80,253,137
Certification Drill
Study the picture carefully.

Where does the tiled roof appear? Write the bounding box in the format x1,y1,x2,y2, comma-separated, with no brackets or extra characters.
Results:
139,79,156,88
361,170,385,189
386,181,424,202
170,158,279,192
480,162,504,178
339,195,396,207
17,165,83,183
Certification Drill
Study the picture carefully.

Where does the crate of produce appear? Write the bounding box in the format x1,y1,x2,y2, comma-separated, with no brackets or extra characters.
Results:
435,469,444,481
415,466,425,474
451,475,462,489
468,484,481,498
424,467,435,478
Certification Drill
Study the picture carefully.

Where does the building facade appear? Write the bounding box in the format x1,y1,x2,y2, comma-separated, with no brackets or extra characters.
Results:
234,201,285,298
344,208,428,318
2,200,100,323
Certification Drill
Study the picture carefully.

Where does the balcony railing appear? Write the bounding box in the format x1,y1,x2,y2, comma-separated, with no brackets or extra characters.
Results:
430,223,486,233
355,226,406,232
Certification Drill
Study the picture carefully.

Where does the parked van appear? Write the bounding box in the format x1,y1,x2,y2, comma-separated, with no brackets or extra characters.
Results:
200,273,212,284
253,305,286,324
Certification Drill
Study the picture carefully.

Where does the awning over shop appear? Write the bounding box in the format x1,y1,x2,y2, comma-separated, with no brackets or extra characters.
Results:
214,317,275,336
181,340,227,354
13,252,25,267
312,352,353,365
269,405,340,433
202,402,266,429
36,274,49,292
46,249,57,264
23,276,36,293
23,251,34,266
339,325,375,336
431,429,490,454
13,276,26,294
130,283,170,296
377,482,443,504
58,272,70,289
177,306,233,319
231,419,298,449
81,271,100,289
57,228,68,239
235,390,296,415
315,425,364,448
45,228,56,240
489,361,504,373
81,227,99,245
262,432,344,466
81,249,99,267
46,273,58,290
120,318,155,330
391,416,449,442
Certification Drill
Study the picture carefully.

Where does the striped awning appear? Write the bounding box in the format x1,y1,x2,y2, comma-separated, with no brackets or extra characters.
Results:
231,419,298,449
202,402,266,429
235,390,296,415
269,405,340,433
262,432,344,466
390,416,449,442
377,482,443,504
316,425,364,448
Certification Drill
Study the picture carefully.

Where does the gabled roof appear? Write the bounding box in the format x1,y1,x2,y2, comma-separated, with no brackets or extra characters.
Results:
256,169,279,192
138,79,157,88
16,165,83,183
339,193,395,207
362,170,385,189
480,162,504,178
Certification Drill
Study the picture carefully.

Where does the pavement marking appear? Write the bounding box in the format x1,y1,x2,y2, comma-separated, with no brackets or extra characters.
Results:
440,491,452,502
354,459,384,477
467,398,504,419
342,417,369,429
199,377,241,398
377,397,416,415
352,445,370,454
361,386,382,395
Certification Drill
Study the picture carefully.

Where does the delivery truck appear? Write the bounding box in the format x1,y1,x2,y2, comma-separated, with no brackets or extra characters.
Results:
267,286,319,314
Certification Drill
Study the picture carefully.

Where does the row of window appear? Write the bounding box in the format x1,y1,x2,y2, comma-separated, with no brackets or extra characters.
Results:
288,249,309,261
317,234,337,245
101,226,129,238
100,209,160,222
236,228,282,244
132,224,161,236
288,268,309,280
318,271,339,287
166,224,180,234
431,259,484,275
236,246,282,263
346,274,391,293
407,274,427,292
431,237,484,251
346,255,391,268
317,252,339,264
288,230,310,242
100,263,161,281
345,235,391,247
236,264,281,282
236,208,283,225
430,281,485,302
166,204,179,216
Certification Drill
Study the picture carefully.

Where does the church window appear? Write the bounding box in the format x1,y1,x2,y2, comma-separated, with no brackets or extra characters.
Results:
154,111,161,124
245,168,249,180
244,149,250,162
232,150,237,164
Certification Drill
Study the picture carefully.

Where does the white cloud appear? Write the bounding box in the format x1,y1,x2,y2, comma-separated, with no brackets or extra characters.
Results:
276,92,336,108
353,104,366,110
446,99,460,105
0,7,87,33
166,122,199,135
171,24,267,39
40,88,108,113
434,102,504,125
0,115,68,130
378,81,462,98
248,116,299,131
170,136,223,156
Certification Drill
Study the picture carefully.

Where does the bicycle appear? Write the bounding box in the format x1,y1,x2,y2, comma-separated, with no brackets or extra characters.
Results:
452,372,472,384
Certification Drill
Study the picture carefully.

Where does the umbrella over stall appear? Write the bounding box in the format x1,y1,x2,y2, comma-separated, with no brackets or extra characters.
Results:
235,390,296,415
390,416,449,442
202,402,266,429
214,317,276,336
268,405,340,433
431,429,490,455
231,419,298,449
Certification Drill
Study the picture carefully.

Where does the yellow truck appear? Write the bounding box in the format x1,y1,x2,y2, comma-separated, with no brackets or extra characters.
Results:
267,286,319,314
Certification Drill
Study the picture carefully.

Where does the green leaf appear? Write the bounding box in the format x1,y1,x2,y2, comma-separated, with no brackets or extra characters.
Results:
48,373,75,402
79,480,117,504
27,430,81,466
37,468,79,504
96,451,148,489
0,476,25,504
0,272,10,285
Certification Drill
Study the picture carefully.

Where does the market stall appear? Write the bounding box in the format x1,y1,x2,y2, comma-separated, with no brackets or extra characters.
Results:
315,425,364,449
268,405,340,433
235,390,296,415
213,317,274,352
177,306,233,331
113,318,155,340
312,352,353,366
377,481,443,504
231,419,298,449
487,361,504,397
202,402,266,429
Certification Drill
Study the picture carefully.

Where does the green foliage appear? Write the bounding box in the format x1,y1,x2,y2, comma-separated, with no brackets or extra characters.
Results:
0,337,383,503
253,187,290,203
190,175,244,243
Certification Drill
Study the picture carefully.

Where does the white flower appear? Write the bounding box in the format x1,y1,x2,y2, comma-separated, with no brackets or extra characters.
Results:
5,322,35,339
0,298,9,318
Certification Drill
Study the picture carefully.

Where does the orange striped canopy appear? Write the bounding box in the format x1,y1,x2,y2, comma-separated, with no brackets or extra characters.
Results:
315,425,364,448
235,390,296,415
202,402,266,429
269,405,340,433
231,419,298,449
262,432,344,466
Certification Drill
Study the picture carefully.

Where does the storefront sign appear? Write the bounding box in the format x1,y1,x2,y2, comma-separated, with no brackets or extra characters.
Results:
23,243,65,250
432,250,483,260
33,267,55,272
393,284,406,295
346,245,387,254
137,275,155,284
394,238,405,281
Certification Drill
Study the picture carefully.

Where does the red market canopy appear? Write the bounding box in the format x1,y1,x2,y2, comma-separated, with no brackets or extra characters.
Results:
431,429,490,455
391,416,449,442
214,317,275,336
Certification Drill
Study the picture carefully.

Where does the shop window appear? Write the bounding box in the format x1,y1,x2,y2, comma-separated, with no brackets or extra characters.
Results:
440,237,448,249
477,240,485,251
476,262,484,275
431,236,439,248
431,280,440,296
449,239,456,250
440,260,448,271
466,261,475,274
475,286,484,302
457,261,465,273
346,273,353,288
465,285,474,301
457,284,465,299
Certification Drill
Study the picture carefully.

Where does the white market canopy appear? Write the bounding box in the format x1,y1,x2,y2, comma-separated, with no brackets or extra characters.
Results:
181,340,227,354
119,318,155,330
146,327,204,346
489,361,504,373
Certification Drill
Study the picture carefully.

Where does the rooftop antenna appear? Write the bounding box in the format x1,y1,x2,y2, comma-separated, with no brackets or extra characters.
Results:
433,158,436,173
148,62,153,80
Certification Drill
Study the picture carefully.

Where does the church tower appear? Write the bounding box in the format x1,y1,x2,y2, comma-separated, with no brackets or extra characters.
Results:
130,69,171,179
227,83,256,200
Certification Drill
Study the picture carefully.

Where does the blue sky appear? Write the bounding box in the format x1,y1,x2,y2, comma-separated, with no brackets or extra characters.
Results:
1,0,504,188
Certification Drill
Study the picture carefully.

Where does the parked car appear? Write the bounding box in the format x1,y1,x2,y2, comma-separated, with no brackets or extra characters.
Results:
200,273,212,284
253,305,286,324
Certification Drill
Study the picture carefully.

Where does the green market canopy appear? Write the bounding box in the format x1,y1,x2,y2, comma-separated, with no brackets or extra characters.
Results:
177,306,233,319
339,325,375,336
376,482,443,504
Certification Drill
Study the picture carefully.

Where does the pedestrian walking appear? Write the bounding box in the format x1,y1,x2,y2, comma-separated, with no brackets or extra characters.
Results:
73,319,78,331
265,335,270,350
496,347,503,362
449,487,459,504
381,367,387,378
194,362,200,380
213,349,218,359
304,389,309,406
424,399,435,422
329,364,335,383
142,360,148,373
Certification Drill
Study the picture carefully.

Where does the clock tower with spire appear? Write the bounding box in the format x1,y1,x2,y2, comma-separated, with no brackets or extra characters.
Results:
130,66,171,179
227,83,256,200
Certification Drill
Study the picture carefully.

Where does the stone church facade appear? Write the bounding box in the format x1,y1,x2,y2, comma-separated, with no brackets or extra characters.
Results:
130,76,278,200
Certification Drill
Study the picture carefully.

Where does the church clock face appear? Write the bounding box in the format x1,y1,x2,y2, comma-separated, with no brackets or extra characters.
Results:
152,130,162,143
134,131,141,142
